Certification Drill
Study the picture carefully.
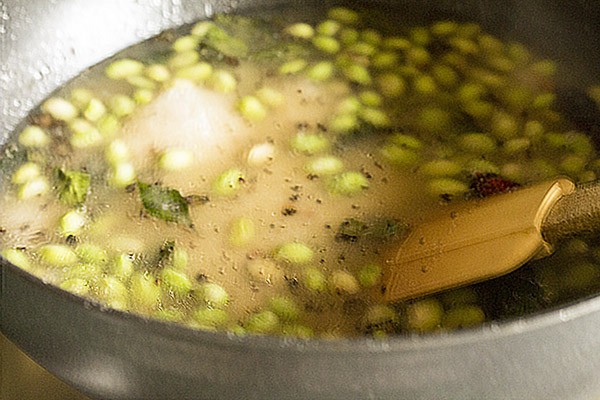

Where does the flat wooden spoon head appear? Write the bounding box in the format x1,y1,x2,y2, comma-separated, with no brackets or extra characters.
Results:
383,178,576,303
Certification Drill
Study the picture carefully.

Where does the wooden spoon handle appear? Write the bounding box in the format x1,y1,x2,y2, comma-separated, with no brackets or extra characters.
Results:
542,180,600,244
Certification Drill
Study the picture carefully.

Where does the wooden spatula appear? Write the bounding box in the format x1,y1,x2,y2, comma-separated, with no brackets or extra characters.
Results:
383,177,600,302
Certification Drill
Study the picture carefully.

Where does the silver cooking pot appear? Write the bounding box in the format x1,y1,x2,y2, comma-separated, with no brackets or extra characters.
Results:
2,1,600,399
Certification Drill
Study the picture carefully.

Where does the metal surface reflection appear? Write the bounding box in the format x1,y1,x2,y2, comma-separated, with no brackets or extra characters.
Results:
1,334,90,400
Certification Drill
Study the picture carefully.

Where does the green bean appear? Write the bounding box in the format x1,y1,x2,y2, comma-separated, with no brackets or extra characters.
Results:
133,89,155,105
528,93,554,111
290,132,330,155
327,7,360,25
363,304,399,327
238,96,267,122
83,98,107,122
168,50,200,69
229,217,255,247
269,296,300,321
70,88,94,109
317,20,341,36
478,34,504,54
531,158,558,179
209,69,237,93
328,171,369,195
501,86,532,111
405,298,444,332
172,247,189,271
357,263,382,288
97,114,120,137
420,159,462,177
503,138,531,154
192,307,229,329
328,113,359,134
339,28,359,45
18,125,50,148
284,23,315,39
59,278,89,296
42,97,78,121
69,119,103,148
523,120,545,142
329,270,360,295
191,20,215,38
275,242,314,264
130,272,161,310
312,35,340,54
212,168,245,196
458,133,497,154
489,56,516,73
11,162,41,185
172,35,200,52
566,132,594,157
255,87,284,109
145,64,172,82
337,96,361,114
304,155,344,176
1,248,33,271
381,145,419,166
341,64,371,85
174,62,213,83
39,244,78,267
456,22,481,38
410,26,430,46
126,75,157,90
544,132,567,149
347,41,377,57
560,155,587,175
76,244,108,265
406,47,430,67
109,94,136,118
457,82,486,102
158,148,194,171
307,61,335,81
530,60,557,78
442,305,485,329
506,42,531,64
161,268,193,296
302,267,327,292
105,140,130,165
386,123,418,139
108,162,136,188
371,51,399,69
59,210,87,236
431,21,458,36
361,29,382,46
358,90,383,107
245,310,279,334
198,282,229,308
427,178,469,197
362,109,391,130
382,36,411,50
579,170,597,183
462,100,494,120
431,64,458,87
96,276,129,310
376,73,406,98
18,177,50,199
413,75,437,95
111,253,134,281
105,58,145,80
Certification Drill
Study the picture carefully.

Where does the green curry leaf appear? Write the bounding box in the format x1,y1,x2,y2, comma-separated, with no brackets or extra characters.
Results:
138,182,192,226
56,169,91,206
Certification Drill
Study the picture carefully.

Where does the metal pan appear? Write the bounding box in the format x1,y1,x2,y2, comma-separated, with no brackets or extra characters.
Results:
2,1,600,398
